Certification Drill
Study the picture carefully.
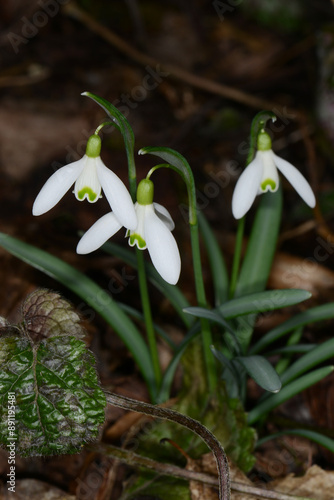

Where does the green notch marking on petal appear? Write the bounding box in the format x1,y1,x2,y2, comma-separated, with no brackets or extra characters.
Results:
129,233,146,249
260,179,276,192
77,187,98,202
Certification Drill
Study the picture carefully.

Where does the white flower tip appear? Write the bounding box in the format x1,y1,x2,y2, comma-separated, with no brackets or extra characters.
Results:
81,91,89,96
138,149,145,155
231,195,248,220
32,196,54,216
76,238,92,255
32,202,43,216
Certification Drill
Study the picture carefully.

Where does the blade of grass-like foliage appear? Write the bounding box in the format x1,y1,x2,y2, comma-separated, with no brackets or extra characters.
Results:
256,429,334,454
235,187,282,298
235,355,281,393
280,337,334,385
158,323,201,403
183,306,235,332
212,347,241,399
247,365,334,425
139,146,196,224
197,211,229,305
185,289,310,322
82,92,137,194
101,240,193,328
218,289,311,318
250,303,334,355
274,326,303,376
0,232,157,398
266,344,316,356
233,188,282,353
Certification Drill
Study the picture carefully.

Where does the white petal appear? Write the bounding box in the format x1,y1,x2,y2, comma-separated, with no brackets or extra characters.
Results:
259,150,279,193
76,212,122,254
32,158,85,215
145,206,181,285
231,153,263,219
272,153,316,208
74,156,101,202
96,159,137,229
153,202,175,230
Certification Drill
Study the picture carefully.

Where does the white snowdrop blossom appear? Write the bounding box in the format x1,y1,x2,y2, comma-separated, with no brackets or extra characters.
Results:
32,134,137,230
77,178,181,285
232,131,316,219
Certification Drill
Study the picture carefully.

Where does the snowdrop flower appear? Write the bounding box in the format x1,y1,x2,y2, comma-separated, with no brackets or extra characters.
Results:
77,178,181,285
32,134,137,230
232,130,316,219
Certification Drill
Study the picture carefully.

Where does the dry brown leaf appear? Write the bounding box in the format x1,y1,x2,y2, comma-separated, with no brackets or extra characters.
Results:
269,251,334,298
270,465,334,499
186,454,219,500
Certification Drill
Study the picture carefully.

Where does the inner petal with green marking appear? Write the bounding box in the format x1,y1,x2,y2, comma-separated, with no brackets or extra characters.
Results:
77,187,99,202
129,233,146,249
74,156,102,203
260,179,277,192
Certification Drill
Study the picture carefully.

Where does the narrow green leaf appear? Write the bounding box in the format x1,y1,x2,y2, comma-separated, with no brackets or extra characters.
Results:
0,233,156,397
235,187,282,298
218,289,311,318
235,355,281,393
0,335,106,457
138,146,197,225
211,347,242,399
256,429,334,454
250,303,334,354
247,366,334,425
197,211,229,305
101,241,193,328
82,92,136,194
280,337,334,385
266,344,316,356
183,306,234,331
158,324,201,403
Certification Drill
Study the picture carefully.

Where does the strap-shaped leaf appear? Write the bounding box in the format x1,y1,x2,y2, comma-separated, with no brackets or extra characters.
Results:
82,92,137,195
235,355,281,393
247,365,334,425
250,302,334,354
138,146,197,225
218,289,311,318
197,211,229,306
0,335,106,456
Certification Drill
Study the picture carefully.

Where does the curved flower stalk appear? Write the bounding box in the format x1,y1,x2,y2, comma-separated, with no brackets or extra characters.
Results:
77,178,181,285
232,130,316,219
32,134,137,230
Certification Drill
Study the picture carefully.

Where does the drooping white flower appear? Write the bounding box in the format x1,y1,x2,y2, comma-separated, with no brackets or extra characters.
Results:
232,130,316,219
32,134,137,230
77,178,181,285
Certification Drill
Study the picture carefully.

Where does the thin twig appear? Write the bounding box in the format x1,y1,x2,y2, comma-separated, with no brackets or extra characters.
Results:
104,391,231,499
62,2,304,118
96,441,315,500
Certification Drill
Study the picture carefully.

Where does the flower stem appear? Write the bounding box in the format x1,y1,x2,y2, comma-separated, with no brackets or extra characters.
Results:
229,216,245,299
190,223,217,392
136,248,162,396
